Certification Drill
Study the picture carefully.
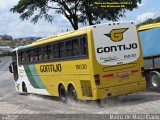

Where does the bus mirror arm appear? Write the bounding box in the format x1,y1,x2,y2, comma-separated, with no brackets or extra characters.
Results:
9,63,14,73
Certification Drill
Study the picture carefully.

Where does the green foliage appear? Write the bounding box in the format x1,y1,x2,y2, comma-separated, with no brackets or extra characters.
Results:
137,16,160,27
0,35,13,40
79,0,141,25
11,0,141,30
11,0,53,23
0,39,33,47
11,0,80,29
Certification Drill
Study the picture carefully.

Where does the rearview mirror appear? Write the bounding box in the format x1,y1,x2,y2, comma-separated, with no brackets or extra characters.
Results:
9,64,14,73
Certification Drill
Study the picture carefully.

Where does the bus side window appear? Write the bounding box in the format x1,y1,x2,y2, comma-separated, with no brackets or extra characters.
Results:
66,40,73,57
73,39,80,56
37,47,42,61
53,43,59,59
80,37,88,56
22,51,25,63
18,51,22,64
47,45,52,59
43,46,48,60
12,52,17,61
25,50,30,63
33,48,38,61
29,49,33,62
59,42,66,58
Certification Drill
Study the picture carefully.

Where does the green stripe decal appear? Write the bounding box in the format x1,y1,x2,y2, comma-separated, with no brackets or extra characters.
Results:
24,64,45,89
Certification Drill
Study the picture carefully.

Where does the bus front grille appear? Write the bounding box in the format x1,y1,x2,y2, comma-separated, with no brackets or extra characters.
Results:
80,80,93,97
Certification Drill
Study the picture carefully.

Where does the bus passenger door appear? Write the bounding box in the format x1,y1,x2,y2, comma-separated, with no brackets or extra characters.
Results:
9,51,19,81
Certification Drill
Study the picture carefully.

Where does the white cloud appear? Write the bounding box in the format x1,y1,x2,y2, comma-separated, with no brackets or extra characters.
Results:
136,11,157,23
0,0,72,38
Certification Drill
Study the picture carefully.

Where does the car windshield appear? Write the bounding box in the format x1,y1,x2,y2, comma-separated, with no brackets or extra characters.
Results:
139,27,160,56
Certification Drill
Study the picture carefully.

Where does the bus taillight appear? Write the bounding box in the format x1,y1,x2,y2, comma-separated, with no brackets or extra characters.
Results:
94,74,100,85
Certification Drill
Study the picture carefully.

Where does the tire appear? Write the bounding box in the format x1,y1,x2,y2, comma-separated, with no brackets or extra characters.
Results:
68,85,77,101
95,99,104,108
59,85,67,103
148,71,160,91
22,83,28,95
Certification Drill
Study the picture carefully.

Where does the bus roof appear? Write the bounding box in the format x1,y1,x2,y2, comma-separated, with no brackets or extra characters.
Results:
18,25,92,50
138,23,160,31
17,21,133,50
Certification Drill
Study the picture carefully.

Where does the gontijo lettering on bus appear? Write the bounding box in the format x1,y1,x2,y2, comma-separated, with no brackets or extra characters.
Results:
92,23,140,65
40,64,62,72
97,43,138,53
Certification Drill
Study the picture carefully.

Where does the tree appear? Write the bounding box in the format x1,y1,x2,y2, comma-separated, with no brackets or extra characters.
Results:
0,35,13,40
11,0,141,30
11,0,82,30
79,0,141,25
137,16,160,27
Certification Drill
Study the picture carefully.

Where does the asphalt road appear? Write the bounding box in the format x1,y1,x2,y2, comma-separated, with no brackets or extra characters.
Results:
0,56,160,115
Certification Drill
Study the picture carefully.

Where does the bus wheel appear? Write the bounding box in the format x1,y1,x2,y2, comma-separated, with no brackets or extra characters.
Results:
149,71,160,91
96,99,104,108
22,82,27,94
68,85,77,101
59,85,67,103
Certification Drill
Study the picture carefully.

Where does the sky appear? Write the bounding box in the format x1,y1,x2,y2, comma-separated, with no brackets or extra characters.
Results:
0,0,160,38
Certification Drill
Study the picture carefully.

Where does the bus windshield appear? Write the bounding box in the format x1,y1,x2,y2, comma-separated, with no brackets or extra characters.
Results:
139,27,160,56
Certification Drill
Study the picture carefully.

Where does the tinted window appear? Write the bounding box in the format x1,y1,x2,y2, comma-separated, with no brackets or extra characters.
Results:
18,35,88,64
29,49,33,62
66,40,73,57
22,51,25,63
37,47,42,61
59,42,65,58
33,48,38,61
47,45,52,59
12,51,17,61
53,43,59,58
43,46,48,60
73,39,80,56
80,37,88,56
18,51,22,64
25,50,30,62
